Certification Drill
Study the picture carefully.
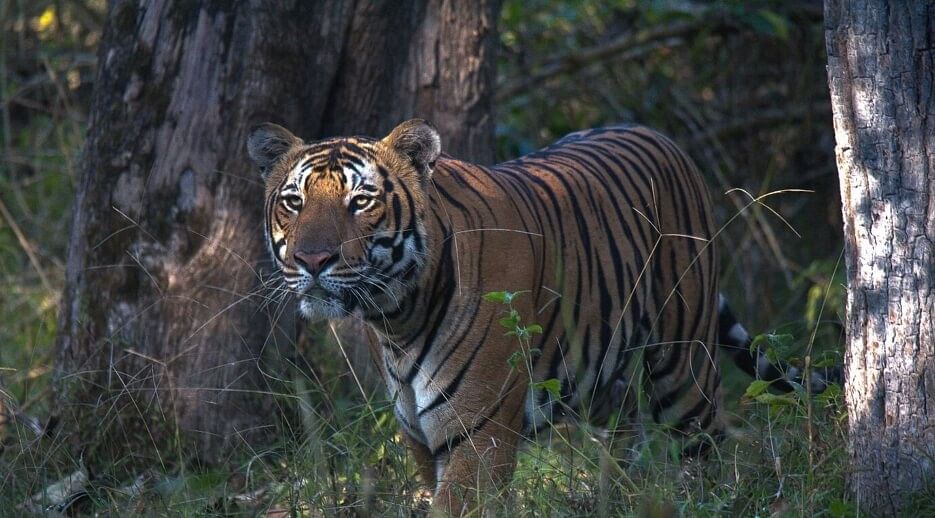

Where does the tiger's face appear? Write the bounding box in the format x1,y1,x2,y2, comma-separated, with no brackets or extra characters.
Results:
247,119,441,320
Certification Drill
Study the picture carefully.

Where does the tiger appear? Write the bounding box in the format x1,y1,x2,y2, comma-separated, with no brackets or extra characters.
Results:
247,119,836,514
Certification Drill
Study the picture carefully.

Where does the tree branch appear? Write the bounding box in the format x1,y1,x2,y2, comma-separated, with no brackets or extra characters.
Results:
686,101,832,146
497,16,732,101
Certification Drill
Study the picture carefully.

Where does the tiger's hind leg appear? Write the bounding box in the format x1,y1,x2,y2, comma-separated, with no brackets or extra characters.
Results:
593,377,645,462
640,218,724,458
642,309,725,460
593,378,643,514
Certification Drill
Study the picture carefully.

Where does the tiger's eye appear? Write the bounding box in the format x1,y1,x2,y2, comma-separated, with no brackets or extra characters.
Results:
282,195,303,211
350,195,372,211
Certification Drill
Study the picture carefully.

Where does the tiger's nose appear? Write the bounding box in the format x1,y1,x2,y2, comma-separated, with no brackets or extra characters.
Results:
293,250,333,276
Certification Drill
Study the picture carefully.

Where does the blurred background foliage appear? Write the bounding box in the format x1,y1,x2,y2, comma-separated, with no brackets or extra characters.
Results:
1,0,102,419
0,0,846,513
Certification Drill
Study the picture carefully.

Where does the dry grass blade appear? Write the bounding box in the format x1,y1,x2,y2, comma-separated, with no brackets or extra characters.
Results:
0,198,56,298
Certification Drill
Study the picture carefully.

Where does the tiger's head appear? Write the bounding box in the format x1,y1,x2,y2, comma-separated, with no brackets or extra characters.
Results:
247,119,441,320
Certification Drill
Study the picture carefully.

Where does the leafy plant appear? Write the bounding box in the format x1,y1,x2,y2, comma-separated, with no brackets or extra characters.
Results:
484,291,551,389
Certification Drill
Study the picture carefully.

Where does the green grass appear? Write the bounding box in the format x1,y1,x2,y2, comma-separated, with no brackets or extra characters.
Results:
1,369,851,516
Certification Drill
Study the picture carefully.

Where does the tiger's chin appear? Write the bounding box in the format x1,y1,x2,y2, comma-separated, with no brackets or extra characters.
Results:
297,293,349,321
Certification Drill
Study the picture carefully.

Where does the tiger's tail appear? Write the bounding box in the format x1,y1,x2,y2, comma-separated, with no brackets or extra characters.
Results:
718,294,840,393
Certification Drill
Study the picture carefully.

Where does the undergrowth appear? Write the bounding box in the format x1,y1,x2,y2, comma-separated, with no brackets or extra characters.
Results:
1,354,850,516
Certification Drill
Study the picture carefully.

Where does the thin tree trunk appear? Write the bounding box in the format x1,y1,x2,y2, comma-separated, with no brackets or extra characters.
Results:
54,0,497,466
825,1,935,514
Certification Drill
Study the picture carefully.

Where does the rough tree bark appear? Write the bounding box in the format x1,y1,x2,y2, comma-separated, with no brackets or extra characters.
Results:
825,1,935,514
54,0,497,466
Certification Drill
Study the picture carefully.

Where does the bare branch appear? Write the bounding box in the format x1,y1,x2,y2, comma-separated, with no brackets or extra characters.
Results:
497,16,731,101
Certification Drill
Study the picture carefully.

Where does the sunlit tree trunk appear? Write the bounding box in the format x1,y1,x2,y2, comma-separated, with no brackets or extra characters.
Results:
54,0,497,466
825,1,935,514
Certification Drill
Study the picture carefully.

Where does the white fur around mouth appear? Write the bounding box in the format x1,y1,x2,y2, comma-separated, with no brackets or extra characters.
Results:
296,285,348,320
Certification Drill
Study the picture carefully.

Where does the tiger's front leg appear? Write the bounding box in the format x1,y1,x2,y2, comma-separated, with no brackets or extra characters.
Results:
422,376,527,516
431,424,521,516
403,431,437,490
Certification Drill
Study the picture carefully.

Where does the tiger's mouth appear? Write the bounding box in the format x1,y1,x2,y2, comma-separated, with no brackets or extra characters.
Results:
292,278,346,302
300,284,331,299
281,250,416,319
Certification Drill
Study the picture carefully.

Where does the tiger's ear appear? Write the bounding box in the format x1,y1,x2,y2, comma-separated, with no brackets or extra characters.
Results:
382,119,441,176
247,123,302,178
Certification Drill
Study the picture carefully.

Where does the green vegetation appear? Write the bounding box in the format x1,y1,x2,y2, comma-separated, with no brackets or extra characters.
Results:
0,0,866,515
1,0,93,432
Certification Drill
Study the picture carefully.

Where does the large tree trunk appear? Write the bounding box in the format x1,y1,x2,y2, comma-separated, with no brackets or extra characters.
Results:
825,1,935,514
54,0,497,466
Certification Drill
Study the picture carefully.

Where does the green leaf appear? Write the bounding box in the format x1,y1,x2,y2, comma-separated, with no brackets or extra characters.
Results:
812,352,839,368
499,309,521,331
805,283,824,326
507,350,523,369
483,291,511,303
507,348,541,369
766,333,795,350
533,378,562,399
526,324,543,334
757,9,790,40
499,315,518,330
750,333,766,354
744,379,771,398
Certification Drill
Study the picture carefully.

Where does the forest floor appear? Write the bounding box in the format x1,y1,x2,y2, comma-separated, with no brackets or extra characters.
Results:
3,342,856,516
